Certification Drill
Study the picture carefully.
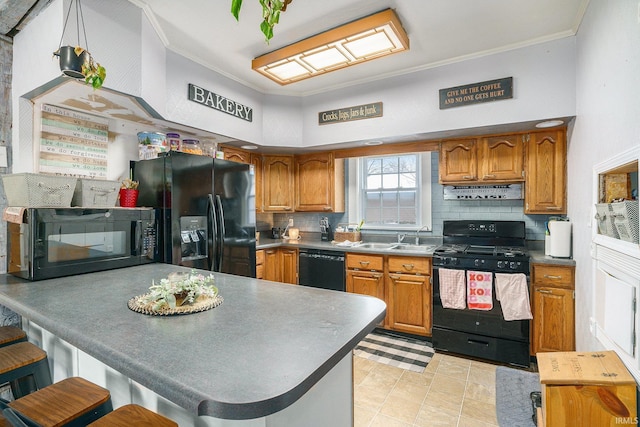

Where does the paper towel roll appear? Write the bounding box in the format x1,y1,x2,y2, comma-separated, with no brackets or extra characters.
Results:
549,221,571,258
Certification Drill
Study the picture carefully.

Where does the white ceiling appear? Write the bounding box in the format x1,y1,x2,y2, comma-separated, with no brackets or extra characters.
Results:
126,0,588,97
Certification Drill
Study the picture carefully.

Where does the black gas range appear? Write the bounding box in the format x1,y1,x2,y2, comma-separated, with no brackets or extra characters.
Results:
432,220,531,367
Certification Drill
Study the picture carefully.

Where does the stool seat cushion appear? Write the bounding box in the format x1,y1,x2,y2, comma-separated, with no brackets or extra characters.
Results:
0,342,47,375
0,327,26,348
9,377,111,427
88,404,178,426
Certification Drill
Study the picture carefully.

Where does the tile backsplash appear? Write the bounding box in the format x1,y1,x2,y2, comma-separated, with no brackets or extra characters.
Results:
265,154,556,241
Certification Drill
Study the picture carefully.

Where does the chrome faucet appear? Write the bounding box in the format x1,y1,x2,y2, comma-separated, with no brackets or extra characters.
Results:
397,233,406,243
414,225,429,245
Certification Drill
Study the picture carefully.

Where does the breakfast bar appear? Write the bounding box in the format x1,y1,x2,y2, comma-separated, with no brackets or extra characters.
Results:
0,264,386,426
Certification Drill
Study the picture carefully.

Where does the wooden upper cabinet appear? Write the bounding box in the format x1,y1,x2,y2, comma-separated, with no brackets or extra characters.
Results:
439,139,477,183
525,130,567,214
250,154,263,213
222,146,251,164
478,135,524,182
263,155,294,212
294,152,345,212
439,136,524,184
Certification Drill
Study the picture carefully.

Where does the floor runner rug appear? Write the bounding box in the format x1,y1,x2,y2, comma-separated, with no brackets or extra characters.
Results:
354,330,434,373
495,366,541,427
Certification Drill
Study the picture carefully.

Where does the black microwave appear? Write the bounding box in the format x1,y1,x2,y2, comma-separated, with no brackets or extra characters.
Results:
7,208,157,281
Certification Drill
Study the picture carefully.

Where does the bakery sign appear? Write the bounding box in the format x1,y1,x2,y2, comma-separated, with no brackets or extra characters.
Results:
318,102,383,125
443,184,523,200
439,77,513,109
188,83,253,122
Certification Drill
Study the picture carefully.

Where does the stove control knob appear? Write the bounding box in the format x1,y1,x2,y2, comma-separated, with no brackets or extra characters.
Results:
509,261,517,269
474,259,484,267
451,257,459,265
497,261,504,269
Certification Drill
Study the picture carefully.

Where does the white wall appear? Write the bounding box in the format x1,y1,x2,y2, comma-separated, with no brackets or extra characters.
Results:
298,37,576,148
571,0,640,351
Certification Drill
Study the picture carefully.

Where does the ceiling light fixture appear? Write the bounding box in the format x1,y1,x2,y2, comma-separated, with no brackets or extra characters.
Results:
241,144,259,150
364,140,383,146
535,119,564,128
252,9,409,85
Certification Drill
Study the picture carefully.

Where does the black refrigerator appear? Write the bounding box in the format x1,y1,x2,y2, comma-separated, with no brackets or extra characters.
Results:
133,151,256,277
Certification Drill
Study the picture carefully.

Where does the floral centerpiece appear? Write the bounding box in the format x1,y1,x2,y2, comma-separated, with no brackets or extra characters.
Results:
137,270,219,312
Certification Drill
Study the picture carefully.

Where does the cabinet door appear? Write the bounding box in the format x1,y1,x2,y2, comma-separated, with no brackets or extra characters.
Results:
387,273,431,336
478,135,524,182
531,285,575,354
223,146,251,164
346,270,384,301
279,248,298,284
255,249,264,279
295,152,335,212
439,139,477,183
263,156,294,212
250,154,263,213
263,249,279,282
525,130,566,214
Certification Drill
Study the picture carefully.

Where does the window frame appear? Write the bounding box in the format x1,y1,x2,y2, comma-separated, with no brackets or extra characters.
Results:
348,152,432,232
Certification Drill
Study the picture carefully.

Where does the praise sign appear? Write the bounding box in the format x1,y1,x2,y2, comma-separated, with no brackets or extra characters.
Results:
439,77,513,109
188,84,253,122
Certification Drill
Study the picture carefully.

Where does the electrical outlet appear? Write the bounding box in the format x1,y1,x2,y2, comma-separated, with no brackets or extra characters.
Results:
288,218,294,226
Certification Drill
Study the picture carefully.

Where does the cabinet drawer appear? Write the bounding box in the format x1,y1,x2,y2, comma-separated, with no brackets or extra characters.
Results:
388,256,431,275
532,264,574,288
346,253,384,271
256,249,264,265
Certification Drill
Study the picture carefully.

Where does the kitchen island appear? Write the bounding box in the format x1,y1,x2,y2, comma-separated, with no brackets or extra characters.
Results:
0,264,386,426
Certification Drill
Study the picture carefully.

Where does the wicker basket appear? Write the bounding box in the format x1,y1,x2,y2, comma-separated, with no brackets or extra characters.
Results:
72,179,120,207
611,200,639,243
1,173,77,207
333,223,361,242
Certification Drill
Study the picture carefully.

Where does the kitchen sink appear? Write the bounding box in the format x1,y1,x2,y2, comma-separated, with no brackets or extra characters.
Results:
390,244,437,252
353,242,396,250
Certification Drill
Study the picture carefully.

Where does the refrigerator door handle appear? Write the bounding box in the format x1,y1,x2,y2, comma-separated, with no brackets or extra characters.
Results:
215,194,225,272
208,194,218,271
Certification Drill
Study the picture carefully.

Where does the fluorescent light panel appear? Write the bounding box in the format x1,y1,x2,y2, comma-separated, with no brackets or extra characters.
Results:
252,9,409,85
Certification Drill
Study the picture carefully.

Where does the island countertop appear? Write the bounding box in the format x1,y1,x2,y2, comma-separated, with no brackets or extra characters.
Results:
0,264,386,420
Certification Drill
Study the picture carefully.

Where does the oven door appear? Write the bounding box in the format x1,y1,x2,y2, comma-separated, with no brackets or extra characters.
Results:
431,261,530,367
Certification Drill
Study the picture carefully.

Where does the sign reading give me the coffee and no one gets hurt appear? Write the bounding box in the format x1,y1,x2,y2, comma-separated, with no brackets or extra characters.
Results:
439,77,513,109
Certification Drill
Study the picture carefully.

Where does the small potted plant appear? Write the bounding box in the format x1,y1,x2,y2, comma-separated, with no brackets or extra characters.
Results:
119,179,139,207
54,45,106,89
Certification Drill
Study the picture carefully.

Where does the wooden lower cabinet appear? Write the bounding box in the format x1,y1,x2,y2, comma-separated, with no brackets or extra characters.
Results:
531,263,575,354
387,256,432,336
262,248,298,284
388,274,431,335
255,249,264,279
346,253,432,336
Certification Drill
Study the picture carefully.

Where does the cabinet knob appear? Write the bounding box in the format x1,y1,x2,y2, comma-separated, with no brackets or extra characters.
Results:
537,289,553,294
462,175,475,180
483,174,496,179
402,263,415,270
545,207,562,211
359,261,370,266
389,274,400,280
543,275,562,279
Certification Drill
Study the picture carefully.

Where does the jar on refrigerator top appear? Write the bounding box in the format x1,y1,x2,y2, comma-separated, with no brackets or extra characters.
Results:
167,132,180,151
181,139,202,155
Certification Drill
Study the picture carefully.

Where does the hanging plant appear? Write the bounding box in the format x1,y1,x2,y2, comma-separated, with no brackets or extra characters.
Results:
231,0,293,43
53,0,107,89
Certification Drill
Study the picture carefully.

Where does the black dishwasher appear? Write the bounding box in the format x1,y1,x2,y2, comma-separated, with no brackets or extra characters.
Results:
298,249,345,291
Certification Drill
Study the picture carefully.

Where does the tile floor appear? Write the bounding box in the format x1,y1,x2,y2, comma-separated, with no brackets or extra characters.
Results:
354,352,499,427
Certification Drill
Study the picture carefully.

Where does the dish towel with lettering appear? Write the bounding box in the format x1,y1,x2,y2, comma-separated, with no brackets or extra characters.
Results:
438,268,466,309
467,271,493,310
495,273,533,321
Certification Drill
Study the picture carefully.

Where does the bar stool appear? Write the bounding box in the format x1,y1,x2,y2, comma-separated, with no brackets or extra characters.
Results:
87,404,178,426
1,377,112,427
0,342,52,399
0,327,26,349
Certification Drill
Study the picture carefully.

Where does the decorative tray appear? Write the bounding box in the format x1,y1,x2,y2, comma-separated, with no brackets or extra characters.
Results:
127,294,223,316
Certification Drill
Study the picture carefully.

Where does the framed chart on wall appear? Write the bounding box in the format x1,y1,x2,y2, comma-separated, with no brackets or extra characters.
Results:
38,104,109,178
